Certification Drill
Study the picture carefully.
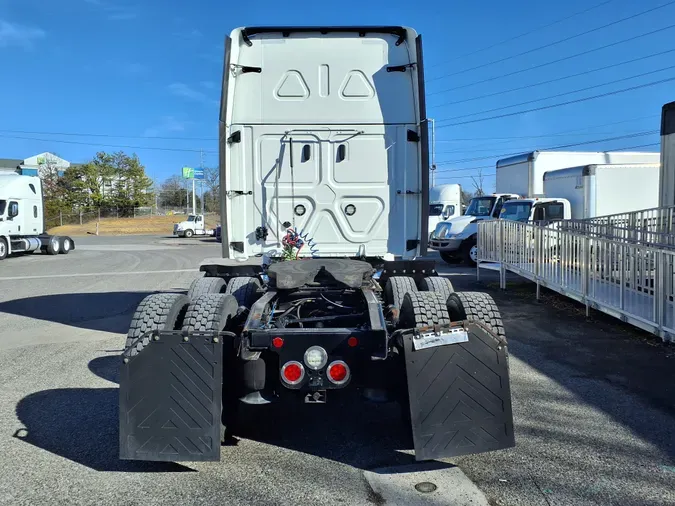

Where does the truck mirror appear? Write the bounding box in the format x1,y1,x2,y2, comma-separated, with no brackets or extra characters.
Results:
8,202,18,218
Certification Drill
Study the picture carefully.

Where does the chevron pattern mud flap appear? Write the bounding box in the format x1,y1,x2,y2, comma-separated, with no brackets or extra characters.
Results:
119,332,223,461
403,322,515,461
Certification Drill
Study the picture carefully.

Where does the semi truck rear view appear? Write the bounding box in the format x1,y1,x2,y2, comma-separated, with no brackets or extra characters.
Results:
119,26,515,463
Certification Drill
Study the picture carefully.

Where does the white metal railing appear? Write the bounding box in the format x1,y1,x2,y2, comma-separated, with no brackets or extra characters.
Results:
477,219,675,343
577,205,675,234
556,220,675,250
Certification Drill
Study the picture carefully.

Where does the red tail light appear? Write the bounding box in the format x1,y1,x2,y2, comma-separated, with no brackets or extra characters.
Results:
327,360,350,385
272,337,284,348
347,336,358,347
281,361,304,385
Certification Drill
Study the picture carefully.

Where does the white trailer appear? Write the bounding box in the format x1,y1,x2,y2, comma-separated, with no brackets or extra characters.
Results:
428,183,461,232
0,173,74,260
543,163,660,220
496,150,661,198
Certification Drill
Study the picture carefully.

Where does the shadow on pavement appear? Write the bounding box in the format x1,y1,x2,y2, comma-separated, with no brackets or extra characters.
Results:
0,292,159,334
229,392,423,471
14,388,194,473
48,356,423,472
89,355,120,384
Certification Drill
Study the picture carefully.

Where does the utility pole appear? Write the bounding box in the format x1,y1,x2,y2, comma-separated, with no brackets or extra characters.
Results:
430,118,437,188
192,178,196,215
200,148,205,215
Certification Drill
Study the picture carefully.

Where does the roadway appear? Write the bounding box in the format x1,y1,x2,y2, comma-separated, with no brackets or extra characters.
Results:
0,235,673,506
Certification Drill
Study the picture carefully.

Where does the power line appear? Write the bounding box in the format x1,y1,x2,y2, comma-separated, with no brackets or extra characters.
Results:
436,131,659,166
435,76,675,128
433,114,660,143
430,48,675,108
0,129,217,141
426,0,618,69
427,23,675,97
436,142,661,176
426,0,675,83
0,134,218,154
436,141,661,181
440,64,675,122
436,131,655,155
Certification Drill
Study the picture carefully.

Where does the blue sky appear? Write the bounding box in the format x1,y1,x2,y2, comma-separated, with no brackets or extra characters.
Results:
0,0,673,191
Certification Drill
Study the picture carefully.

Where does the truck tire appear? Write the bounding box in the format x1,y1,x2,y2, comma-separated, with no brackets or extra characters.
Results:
462,237,478,266
187,277,226,301
440,252,457,265
384,276,418,309
0,238,7,260
46,236,60,255
225,277,261,307
181,293,239,332
446,291,505,340
399,291,451,329
184,229,194,238
419,276,454,302
125,293,191,356
58,236,73,254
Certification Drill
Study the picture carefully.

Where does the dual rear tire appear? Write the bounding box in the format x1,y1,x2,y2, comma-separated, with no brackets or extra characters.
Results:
124,290,242,443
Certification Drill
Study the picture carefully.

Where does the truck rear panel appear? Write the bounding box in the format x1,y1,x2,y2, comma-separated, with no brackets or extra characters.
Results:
220,27,427,260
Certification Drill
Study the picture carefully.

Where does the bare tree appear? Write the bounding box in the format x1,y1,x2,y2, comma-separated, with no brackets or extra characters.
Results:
470,168,485,197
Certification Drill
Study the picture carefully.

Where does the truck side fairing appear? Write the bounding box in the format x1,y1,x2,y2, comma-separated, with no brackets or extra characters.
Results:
219,26,427,260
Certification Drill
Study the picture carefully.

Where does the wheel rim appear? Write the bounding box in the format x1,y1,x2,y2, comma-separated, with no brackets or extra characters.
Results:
52,238,60,252
470,245,478,262
63,239,70,251
0,242,5,257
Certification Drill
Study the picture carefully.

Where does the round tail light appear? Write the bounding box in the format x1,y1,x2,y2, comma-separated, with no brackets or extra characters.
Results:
327,360,350,385
304,345,328,370
281,361,305,385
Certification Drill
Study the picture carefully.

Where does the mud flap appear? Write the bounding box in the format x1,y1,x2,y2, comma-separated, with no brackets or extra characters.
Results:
403,322,515,461
119,331,223,461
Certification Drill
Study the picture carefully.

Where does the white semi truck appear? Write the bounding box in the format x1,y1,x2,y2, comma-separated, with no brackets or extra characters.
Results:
429,150,660,265
172,213,214,238
428,183,461,232
0,173,74,261
118,25,515,465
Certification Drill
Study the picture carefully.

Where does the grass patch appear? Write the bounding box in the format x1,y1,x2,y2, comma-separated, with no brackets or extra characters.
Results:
47,214,220,236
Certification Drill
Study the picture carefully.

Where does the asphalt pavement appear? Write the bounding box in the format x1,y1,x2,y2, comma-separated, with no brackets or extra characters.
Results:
0,235,674,506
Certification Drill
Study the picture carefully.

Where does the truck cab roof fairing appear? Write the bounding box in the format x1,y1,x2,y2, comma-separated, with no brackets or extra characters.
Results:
238,26,409,47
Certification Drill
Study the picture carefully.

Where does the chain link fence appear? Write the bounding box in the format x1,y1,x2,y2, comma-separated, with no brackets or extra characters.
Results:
44,205,219,230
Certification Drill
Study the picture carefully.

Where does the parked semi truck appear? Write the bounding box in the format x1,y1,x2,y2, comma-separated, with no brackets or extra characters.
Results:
428,183,461,232
0,173,74,261
118,26,515,464
429,150,660,265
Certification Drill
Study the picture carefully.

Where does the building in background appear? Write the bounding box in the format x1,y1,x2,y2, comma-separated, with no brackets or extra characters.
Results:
0,152,72,177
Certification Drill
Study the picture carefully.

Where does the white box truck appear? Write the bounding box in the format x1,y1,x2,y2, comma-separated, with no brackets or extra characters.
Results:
0,173,75,260
428,183,461,232
496,150,660,198
543,163,660,219
118,25,515,465
429,150,660,265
